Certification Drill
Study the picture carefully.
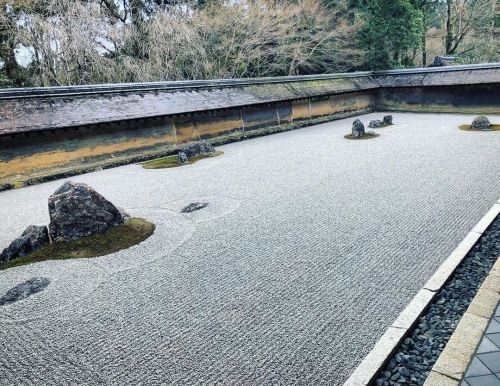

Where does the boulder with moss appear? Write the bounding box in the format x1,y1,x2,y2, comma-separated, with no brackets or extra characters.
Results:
0,225,49,263
48,181,126,242
471,116,491,130
352,119,365,138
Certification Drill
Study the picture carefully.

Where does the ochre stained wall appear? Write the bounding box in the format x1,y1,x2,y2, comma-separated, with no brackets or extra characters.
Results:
0,91,372,187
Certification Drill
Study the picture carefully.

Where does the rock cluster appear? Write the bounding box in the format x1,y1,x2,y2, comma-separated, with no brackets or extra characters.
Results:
176,142,215,165
352,119,365,138
375,216,500,385
48,181,125,242
0,225,49,263
368,115,393,128
471,116,491,130
0,181,127,264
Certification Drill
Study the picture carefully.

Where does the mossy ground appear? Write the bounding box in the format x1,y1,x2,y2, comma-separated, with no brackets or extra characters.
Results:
0,218,155,270
142,151,224,169
459,124,500,132
344,132,380,140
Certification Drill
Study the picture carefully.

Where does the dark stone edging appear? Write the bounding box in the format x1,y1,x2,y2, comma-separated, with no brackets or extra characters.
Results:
374,215,500,386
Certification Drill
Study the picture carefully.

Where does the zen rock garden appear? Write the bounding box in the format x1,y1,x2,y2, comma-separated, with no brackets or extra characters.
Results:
0,181,153,268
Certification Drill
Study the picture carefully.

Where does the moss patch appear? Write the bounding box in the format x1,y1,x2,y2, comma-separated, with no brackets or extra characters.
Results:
344,132,380,140
142,151,224,169
459,124,500,132
0,218,155,270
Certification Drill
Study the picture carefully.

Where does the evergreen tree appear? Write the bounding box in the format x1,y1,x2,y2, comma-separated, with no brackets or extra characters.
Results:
358,0,423,69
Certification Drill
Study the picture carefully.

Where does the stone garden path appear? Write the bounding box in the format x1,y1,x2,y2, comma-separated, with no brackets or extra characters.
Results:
0,112,499,385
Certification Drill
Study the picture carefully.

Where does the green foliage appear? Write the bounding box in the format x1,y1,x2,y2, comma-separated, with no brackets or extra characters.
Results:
0,71,13,87
358,0,424,69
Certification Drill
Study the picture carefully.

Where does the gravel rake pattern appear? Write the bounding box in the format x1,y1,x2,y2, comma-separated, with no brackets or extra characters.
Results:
0,113,499,385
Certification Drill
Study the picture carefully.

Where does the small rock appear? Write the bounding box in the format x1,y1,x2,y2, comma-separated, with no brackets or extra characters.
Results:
0,225,49,263
368,120,385,128
181,202,209,213
471,116,491,130
0,277,50,306
367,130,377,135
176,151,188,165
383,115,393,125
352,119,365,138
48,181,125,242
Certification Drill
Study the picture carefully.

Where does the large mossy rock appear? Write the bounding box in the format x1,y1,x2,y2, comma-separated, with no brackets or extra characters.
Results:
48,181,125,242
471,116,491,130
0,225,49,263
352,119,365,138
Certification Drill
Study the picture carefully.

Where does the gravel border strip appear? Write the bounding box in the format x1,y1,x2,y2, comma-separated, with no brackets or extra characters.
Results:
344,200,500,386
424,257,500,385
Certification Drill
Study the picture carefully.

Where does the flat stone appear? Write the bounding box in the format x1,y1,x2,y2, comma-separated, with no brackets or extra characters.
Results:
392,289,435,329
423,371,459,385
432,313,488,379
478,352,500,373
464,357,492,377
0,277,50,306
481,272,500,294
477,337,500,354
464,375,500,386
424,231,482,292
471,203,500,234
344,327,406,385
487,333,500,348
486,319,500,334
466,288,499,319
181,202,209,213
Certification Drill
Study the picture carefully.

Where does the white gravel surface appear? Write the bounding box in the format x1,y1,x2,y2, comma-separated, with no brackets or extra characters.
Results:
0,112,499,385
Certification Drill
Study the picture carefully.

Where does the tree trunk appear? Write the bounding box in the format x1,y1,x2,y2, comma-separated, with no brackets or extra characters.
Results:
421,10,427,67
445,0,453,54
